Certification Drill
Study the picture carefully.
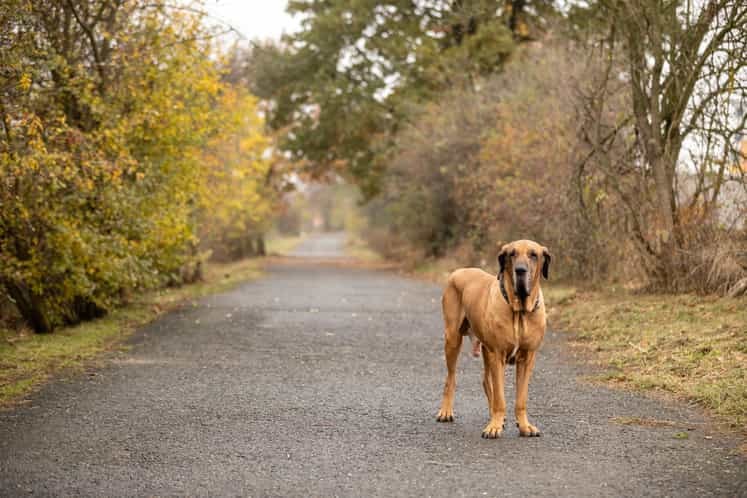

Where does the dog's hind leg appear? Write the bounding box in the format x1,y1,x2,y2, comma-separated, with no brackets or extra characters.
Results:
459,316,481,358
436,284,464,422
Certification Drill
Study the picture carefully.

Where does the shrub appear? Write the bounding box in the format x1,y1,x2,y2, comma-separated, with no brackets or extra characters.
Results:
0,2,276,331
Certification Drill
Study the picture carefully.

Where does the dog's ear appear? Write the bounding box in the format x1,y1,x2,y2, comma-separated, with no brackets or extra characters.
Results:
498,243,512,275
541,247,552,280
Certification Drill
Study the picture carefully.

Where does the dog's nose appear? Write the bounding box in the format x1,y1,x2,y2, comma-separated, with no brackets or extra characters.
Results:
515,265,528,275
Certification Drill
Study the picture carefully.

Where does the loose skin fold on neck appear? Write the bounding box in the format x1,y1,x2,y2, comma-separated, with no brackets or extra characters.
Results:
499,269,541,361
499,271,541,313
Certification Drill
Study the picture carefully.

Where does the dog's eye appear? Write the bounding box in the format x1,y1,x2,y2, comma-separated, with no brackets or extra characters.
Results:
511,250,517,257
530,252,538,259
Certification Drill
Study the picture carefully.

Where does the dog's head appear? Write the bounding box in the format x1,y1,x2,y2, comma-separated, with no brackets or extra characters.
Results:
498,240,551,309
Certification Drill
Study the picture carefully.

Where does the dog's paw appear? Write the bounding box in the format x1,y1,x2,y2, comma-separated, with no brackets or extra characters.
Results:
436,409,454,422
517,422,541,437
481,420,504,439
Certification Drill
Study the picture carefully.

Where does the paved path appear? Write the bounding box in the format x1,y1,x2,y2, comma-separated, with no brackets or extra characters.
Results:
1,233,745,497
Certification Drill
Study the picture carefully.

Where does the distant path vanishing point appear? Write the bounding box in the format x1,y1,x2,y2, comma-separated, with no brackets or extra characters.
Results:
1,232,745,497
287,231,348,258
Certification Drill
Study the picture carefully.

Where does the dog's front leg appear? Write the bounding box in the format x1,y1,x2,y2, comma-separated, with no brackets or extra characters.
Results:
481,344,493,408
515,350,541,437
481,349,506,438
436,325,463,422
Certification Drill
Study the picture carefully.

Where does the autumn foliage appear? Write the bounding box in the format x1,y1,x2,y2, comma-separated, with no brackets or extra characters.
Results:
365,45,586,276
0,1,276,332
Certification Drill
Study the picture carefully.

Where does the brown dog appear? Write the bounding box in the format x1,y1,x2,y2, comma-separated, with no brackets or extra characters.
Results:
436,240,551,438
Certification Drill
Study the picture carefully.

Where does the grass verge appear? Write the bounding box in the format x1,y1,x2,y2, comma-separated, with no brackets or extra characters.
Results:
345,234,383,262
265,232,304,256
0,258,262,406
545,285,746,431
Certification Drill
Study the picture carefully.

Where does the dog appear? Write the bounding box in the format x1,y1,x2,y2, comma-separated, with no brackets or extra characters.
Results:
436,240,551,438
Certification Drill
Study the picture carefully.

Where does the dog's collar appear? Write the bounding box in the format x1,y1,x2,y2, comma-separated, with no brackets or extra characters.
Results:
499,273,540,312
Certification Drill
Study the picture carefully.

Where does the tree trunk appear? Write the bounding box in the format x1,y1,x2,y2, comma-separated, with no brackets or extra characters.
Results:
4,281,53,333
68,295,106,324
650,153,677,283
255,235,266,257
727,277,747,298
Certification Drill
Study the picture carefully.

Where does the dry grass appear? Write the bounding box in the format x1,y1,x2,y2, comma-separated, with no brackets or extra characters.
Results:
345,234,384,263
0,258,262,405
265,233,305,256
407,256,470,284
548,286,747,431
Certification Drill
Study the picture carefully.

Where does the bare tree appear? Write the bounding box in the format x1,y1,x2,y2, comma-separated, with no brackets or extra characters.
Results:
577,0,747,291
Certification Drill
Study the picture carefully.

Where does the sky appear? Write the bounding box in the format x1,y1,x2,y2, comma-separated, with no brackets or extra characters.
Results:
201,1,301,42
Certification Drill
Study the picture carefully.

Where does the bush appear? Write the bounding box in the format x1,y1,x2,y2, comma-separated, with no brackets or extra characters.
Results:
366,42,614,280
0,2,276,331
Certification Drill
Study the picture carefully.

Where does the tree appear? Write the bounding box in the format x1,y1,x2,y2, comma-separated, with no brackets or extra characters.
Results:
0,1,276,331
575,0,747,289
244,0,556,197
196,88,276,261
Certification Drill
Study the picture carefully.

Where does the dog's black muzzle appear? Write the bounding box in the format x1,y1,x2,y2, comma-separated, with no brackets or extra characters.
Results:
514,265,530,298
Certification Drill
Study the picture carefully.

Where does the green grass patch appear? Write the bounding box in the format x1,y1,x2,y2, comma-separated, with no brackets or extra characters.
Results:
0,258,262,406
552,288,747,430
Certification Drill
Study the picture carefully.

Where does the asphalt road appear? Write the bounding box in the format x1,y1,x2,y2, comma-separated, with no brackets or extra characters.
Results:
1,232,745,497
